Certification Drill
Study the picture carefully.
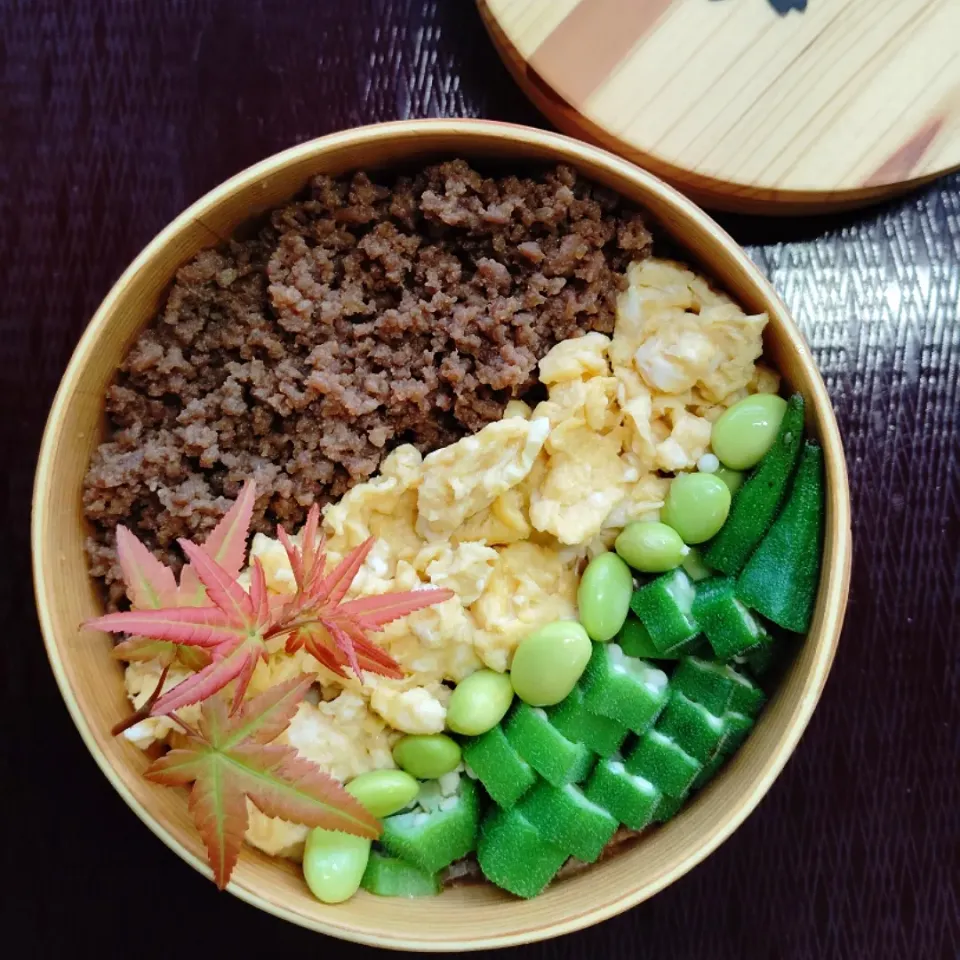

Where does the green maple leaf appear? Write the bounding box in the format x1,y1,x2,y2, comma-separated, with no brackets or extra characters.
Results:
145,674,380,889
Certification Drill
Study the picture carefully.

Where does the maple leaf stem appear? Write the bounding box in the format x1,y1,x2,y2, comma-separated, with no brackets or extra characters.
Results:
111,661,171,737
267,619,312,639
110,713,147,738
169,711,200,739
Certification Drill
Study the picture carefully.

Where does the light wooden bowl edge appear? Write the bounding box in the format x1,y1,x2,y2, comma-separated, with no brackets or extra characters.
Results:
32,118,852,950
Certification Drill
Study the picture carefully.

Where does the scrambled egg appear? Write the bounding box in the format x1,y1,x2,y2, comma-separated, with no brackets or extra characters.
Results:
283,695,397,779
471,542,578,671
119,257,777,861
416,417,549,540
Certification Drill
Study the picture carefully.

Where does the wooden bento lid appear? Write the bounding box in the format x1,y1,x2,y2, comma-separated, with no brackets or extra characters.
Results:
479,0,960,214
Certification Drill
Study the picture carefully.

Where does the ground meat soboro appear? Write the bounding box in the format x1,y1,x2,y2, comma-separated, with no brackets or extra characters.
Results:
83,160,652,605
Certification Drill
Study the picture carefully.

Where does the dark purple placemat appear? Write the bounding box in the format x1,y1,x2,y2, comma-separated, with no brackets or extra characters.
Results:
2,2,957,957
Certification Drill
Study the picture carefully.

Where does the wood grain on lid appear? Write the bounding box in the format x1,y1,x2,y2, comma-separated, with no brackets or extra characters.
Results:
530,0,676,103
481,0,960,213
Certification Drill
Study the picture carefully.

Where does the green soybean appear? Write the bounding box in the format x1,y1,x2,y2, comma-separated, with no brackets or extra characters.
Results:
662,473,732,544
510,620,592,706
714,465,745,495
615,521,687,573
680,546,713,582
712,394,788,470
303,828,371,904
392,734,462,780
345,769,419,818
446,669,514,736
577,552,634,641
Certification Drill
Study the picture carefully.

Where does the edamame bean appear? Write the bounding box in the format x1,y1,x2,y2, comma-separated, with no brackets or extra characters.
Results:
577,552,634,641
714,465,744,495
345,769,419,818
615,521,688,573
711,394,788,470
303,828,371,904
680,546,712,582
446,669,514,736
510,620,592,706
662,472,732,544
392,734,461,780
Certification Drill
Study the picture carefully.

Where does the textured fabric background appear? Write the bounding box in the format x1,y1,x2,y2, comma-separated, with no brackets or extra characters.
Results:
2,2,957,957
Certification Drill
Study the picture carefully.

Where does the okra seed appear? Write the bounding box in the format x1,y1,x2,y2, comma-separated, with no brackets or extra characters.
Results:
697,453,720,473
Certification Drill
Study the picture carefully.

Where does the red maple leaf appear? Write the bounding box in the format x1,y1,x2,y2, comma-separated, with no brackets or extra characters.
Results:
147,674,380,889
87,486,452,717
110,480,257,673
274,505,437,681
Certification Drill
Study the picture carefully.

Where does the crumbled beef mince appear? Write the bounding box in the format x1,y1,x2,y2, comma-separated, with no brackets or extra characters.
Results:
83,160,653,606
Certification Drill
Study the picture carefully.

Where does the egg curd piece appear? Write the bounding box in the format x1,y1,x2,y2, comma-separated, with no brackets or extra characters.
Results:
590,471,672,556
453,453,546,547
453,495,529,546
538,331,611,384
616,372,659,470
369,682,451,735
249,531,297,594
416,416,550,540
471,541,578,672
373,556,485,684
122,659,201,749
616,259,767,400
323,445,424,569
502,399,533,419
415,541,500,605
550,378,622,434
380,595,484,682
245,802,309,861
655,410,713,473
527,338,630,545
530,419,629,546
611,258,776,475
248,645,322,699
283,695,398,782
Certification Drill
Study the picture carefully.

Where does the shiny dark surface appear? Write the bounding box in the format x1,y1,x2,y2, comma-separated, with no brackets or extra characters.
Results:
3,2,958,956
